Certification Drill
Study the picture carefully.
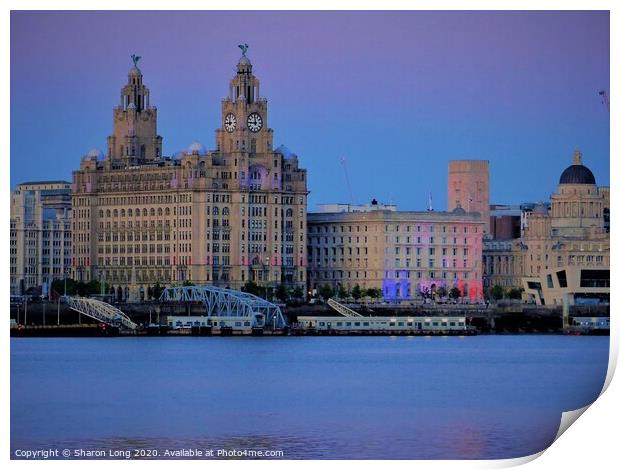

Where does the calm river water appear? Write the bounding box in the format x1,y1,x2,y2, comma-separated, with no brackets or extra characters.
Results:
11,335,608,459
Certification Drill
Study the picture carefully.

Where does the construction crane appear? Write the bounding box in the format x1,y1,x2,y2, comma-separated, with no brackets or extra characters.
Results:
598,90,610,112
340,156,354,206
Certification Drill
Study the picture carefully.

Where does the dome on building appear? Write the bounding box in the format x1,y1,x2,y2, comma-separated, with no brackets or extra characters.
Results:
187,141,206,155
128,66,141,76
452,207,466,215
559,165,596,185
236,48,252,73
559,149,596,185
86,148,103,160
275,145,296,159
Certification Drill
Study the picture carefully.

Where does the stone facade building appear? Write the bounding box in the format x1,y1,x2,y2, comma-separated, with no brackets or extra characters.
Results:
307,203,485,301
71,51,308,300
489,204,522,240
448,159,490,234
482,150,610,305
10,181,72,295
482,238,524,290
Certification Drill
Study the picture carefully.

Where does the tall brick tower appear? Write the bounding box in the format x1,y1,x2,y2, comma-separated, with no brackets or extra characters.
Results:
448,160,490,235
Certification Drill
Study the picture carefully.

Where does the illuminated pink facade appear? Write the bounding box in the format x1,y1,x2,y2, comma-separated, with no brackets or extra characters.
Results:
307,207,485,301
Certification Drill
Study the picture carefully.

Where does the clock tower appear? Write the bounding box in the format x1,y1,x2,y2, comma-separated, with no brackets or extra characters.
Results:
72,48,308,297
208,45,308,291
215,46,274,155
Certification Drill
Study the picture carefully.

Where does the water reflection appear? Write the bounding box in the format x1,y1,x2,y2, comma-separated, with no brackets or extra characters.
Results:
11,336,608,459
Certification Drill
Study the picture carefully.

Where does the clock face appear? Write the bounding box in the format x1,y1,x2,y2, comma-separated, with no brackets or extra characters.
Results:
224,113,237,132
247,113,263,133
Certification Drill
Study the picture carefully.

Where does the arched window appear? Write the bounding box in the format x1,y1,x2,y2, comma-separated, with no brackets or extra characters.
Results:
113,209,118,217
106,209,111,217
213,207,219,216
99,210,104,217
158,208,163,216
128,209,133,217
120,209,125,217
286,208,293,217
150,208,155,216
142,208,147,217
165,207,170,216
222,207,229,215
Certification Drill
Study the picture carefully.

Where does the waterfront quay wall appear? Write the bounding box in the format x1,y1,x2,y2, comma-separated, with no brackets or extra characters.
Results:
285,303,609,334
11,323,120,337
10,301,609,334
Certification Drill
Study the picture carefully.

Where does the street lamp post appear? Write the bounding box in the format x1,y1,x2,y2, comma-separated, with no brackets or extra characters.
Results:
58,268,68,326
265,257,270,301
77,266,82,324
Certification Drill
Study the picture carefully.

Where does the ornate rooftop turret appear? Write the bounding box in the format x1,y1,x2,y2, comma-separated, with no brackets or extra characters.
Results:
105,54,163,166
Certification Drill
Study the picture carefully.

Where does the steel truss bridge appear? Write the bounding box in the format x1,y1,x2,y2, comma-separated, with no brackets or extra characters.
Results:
66,297,138,330
159,285,287,328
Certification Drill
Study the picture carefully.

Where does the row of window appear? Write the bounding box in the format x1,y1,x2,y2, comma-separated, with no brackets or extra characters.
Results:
93,193,192,206
309,236,472,246
97,206,191,218
308,270,474,280
310,224,477,234
311,320,466,328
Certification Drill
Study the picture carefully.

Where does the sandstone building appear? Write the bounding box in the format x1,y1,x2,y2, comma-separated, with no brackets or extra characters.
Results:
482,150,609,305
71,51,308,300
307,201,485,301
10,181,72,296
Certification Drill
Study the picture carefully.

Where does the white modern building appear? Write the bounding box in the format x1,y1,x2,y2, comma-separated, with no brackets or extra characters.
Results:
10,181,72,295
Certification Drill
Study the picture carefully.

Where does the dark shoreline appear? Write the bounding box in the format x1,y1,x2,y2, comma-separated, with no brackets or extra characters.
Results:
10,301,609,337
9,325,609,337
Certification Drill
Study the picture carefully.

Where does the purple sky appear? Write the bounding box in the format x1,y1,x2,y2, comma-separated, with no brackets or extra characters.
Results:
10,11,610,210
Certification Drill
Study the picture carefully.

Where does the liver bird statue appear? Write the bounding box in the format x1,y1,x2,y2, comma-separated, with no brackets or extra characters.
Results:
131,54,142,67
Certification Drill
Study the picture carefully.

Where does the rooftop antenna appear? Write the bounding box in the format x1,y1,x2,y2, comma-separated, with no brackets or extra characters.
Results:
340,156,354,206
598,90,610,112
